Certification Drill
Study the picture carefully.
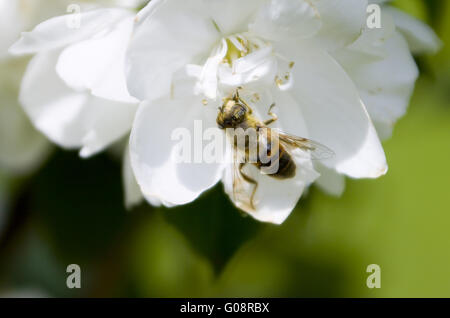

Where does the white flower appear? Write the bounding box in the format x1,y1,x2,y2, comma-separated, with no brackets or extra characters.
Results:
315,0,441,196
9,4,145,208
126,0,391,224
0,0,72,174
0,0,147,175
0,57,51,174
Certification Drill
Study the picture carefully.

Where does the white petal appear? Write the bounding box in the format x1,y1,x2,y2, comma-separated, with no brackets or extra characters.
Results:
20,50,82,148
309,0,368,51
127,0,219,101
127,0,263,101
372,120,393,141
385,6,441,55
0,0,110,58
9,8,131,55
56,15,137,104
314,163,345,197
249,0,322,41
335,33,418,140
123,145,145,209
0,57,51,174
196,39,227,99
171,65,203,100
78,97,138,158
201,0,264,35
19,50,138,157
341,10,396,59
130,97,225,206
218,46,277,89
282,43,387,179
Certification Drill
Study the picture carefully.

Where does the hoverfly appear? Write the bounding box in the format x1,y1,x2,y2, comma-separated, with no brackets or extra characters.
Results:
216,88,334,211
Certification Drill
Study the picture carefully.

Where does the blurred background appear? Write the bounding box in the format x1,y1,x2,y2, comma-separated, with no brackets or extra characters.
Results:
0,0,449,298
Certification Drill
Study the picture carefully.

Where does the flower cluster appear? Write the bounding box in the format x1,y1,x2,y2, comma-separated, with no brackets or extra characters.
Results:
9,0,440,224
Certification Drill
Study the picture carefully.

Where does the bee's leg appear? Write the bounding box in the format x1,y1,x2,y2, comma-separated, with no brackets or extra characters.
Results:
263,103,278,126
245,101,254,115
235,86,242,98
235,87,254,114
239,163,258,210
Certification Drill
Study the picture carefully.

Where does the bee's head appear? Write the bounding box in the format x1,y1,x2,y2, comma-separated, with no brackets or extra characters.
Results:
217,98,247,129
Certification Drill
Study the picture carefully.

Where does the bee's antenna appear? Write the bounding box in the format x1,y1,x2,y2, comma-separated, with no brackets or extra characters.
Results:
235,86,243,100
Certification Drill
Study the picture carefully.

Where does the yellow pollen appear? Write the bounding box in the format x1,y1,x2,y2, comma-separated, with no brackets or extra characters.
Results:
224,38,248,65
275,76,283,87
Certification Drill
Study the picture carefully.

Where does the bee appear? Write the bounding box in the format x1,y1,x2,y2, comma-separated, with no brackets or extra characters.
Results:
216,88,334,211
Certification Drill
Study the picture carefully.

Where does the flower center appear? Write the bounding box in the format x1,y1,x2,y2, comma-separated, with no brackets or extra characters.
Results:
222,34,268,66
190,33,296,100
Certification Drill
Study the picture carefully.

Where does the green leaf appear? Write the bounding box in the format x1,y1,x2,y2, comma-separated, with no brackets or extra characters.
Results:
29,150,129,263
162,184,263,274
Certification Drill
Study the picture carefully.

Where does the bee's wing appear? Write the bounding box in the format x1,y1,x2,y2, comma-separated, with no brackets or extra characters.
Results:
275,130,335,160
231,147,256,212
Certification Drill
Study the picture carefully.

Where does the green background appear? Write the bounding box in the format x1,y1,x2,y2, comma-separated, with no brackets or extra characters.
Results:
0,0,449,297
